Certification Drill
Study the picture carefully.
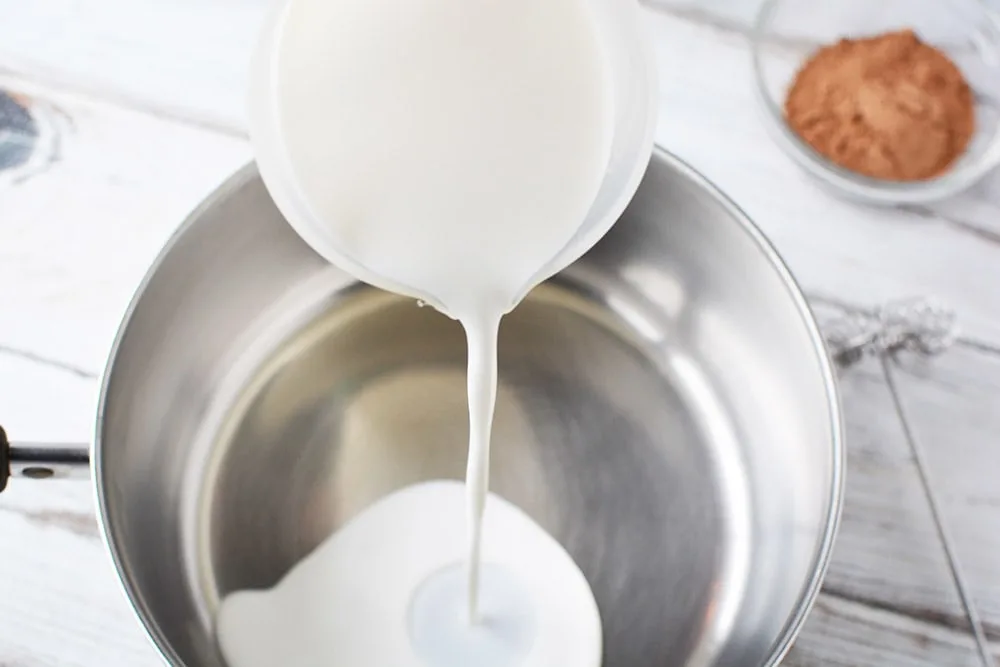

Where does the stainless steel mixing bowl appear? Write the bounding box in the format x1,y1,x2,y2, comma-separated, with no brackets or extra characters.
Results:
1,148,843,666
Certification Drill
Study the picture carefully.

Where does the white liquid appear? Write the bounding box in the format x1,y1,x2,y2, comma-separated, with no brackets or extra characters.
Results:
272,0,612,318
222,0,613,662
217,482,602,666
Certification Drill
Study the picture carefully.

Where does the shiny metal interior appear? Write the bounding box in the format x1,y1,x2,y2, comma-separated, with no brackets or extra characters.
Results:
96,149,843,666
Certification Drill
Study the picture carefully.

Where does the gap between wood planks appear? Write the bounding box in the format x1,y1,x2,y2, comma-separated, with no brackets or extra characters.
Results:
6,69,1000,374
883,359,996,665
787,593,998,667
1,19,998,660
0,503,100,540
4,291,1000,384
4,69,1000,368
812,302,998,666
8,8,1000,349
4,2,1000,258
0,343,98,380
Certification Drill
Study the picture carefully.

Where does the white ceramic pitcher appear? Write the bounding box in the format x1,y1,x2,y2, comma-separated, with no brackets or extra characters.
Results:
246,0,658,315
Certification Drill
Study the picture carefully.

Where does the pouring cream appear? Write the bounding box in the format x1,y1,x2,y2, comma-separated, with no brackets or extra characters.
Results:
218,0,616,662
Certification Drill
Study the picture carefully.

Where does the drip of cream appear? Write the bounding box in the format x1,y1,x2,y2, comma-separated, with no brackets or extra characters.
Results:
223,0,613,661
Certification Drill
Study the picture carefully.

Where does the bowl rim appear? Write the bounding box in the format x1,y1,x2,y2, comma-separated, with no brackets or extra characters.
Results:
653,147,845,666
751,0,1000,204
93,148,847,667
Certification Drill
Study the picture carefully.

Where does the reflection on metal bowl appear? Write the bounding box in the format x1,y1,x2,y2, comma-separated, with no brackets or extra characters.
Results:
90,148,843,666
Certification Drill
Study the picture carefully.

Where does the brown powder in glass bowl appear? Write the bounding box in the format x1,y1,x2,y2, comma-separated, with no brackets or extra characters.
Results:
784,29,975,182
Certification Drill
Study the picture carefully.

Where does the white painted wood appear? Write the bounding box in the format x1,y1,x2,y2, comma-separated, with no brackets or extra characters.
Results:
812,348,969,628
0,359,156,664
892,345,1000,637
0,73,251,376
0,354,96,445
786,594,984,666
8,1,1000,349
645,11,1000,349
1,1,999,665
0,482,160,666
645,0,1000,35
0,0,268,133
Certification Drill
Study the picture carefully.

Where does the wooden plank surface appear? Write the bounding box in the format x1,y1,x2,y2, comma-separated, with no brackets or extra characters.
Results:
646,10,1000,350
5,2,1000,346
0,479,158,665
891,345,1000,640
786,307,984,664
0,73,250,375
786,594,983,667
2,1,1000,665
807,346,968,628
0,0,266,133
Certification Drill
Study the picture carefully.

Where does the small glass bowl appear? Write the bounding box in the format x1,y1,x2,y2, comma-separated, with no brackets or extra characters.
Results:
752,0,1000,204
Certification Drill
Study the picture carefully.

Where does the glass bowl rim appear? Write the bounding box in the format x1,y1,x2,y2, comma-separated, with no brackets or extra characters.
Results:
750,0,1000,204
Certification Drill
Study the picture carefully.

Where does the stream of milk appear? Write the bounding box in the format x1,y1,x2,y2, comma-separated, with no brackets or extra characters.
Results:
218,0,614,663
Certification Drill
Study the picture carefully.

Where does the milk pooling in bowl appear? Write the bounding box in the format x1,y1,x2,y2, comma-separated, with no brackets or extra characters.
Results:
218,482,602,667
218,0,645,663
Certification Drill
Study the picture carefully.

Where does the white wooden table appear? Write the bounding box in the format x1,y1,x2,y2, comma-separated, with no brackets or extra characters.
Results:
1,1,998,665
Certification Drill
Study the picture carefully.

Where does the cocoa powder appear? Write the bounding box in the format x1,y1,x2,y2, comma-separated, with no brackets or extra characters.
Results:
784,29,975,182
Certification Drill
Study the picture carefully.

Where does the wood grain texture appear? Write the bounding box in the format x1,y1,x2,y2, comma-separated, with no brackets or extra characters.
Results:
786,594,983,667
0,73,250,378
1,1,999,665
0,361,155,664
0,0,267,133
0,355,96,444
646,11,1000,349
0,482,160,665
3,2,1000,348
808,346,968,630
891,345,1000,640
777,308,983,664
645,0,1000,39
